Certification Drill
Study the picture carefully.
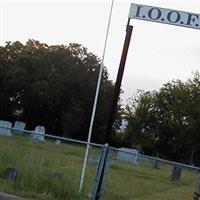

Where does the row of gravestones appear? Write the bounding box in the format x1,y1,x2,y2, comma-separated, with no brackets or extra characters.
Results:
88,148,138,165
116,147,184,181
0,120,45,141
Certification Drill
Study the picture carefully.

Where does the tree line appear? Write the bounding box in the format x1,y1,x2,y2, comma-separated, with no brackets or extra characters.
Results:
123,73,200,164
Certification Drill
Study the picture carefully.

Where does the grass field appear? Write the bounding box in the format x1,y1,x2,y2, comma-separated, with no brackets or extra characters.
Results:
0,136,198,200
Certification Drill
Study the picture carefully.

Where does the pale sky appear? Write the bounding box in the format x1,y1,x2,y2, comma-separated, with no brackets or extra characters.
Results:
1,0,200,103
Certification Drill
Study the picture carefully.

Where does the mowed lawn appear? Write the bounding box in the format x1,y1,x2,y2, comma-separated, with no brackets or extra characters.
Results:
0,136,198,200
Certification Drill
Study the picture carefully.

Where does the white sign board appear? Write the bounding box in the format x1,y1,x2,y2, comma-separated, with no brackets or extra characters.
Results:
129,4,200,30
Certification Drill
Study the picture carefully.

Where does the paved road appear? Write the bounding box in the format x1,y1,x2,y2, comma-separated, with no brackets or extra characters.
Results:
0,192,25,200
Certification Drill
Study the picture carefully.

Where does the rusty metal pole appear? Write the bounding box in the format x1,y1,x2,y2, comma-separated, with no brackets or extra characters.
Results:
105,20,133,143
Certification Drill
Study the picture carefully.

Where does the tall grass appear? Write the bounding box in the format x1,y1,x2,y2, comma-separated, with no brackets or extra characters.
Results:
105,156,198,200
0,136,198,200
0,136,85,200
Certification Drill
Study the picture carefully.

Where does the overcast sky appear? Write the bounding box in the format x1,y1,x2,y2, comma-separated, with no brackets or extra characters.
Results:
1,0,200,103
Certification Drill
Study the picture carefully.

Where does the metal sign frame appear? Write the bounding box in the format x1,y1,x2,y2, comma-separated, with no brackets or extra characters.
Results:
105,4,200,143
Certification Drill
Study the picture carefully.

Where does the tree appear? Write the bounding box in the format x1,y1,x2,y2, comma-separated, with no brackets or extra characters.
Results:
124,90,157,154
124,74,200,164
0,40,118,143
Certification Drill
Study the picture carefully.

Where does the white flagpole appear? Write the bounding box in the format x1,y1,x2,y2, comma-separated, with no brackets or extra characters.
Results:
79,0,115,193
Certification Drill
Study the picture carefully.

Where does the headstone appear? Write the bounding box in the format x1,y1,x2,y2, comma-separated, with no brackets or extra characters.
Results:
0,120,12,136
117,148,138,164
153,158,160,169
55,139,61,145
12,121,26,135
31,126,45,141
3,168,17,182
53,172,64,178
171,165,182,181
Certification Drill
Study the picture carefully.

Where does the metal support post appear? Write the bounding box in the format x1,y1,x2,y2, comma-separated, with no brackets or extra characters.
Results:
90,144,110,200
105,21,133,143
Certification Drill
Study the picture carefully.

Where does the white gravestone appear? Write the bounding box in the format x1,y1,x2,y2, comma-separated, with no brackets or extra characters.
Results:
117,148,138,164
55,139,61,145
0,120,12,136
31,126,45,141
12,121,26,135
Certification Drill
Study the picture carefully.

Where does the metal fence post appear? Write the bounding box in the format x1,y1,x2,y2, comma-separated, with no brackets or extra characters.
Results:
90,144,110,200
194,174,200,200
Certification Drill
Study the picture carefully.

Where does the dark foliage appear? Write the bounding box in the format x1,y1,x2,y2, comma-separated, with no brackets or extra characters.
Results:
0,40,119,143
124,73,200,164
